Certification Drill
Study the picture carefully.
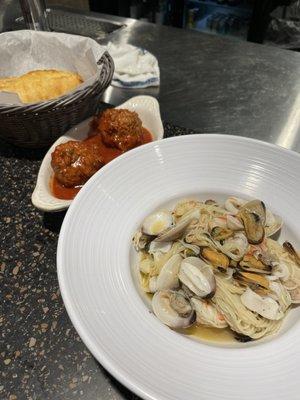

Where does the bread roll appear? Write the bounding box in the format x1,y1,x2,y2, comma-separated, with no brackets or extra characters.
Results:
0,69,83,103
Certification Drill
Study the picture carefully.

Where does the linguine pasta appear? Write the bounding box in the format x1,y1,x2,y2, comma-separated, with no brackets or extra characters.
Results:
133,197,300,342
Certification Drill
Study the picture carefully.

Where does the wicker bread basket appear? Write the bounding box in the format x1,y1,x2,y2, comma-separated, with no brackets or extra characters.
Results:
0,51,114,148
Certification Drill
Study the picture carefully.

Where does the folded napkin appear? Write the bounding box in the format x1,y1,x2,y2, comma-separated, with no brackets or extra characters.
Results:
107,42,160,89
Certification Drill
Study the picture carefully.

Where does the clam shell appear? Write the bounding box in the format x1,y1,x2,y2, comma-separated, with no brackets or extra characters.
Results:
155,209,200,243
156,254,182,291
178,257,216,298
152,290,195,329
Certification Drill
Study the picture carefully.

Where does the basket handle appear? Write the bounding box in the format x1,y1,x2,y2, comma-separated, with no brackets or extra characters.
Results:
97,50,112,65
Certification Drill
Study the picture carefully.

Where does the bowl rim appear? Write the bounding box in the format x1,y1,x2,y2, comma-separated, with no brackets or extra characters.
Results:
57,133,300,400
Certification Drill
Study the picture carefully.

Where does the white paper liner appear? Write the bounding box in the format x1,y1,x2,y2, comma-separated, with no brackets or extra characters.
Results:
0,30,106,105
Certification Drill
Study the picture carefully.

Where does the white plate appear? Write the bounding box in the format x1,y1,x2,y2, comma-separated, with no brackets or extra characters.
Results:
57,135,300,400
32,95,164,212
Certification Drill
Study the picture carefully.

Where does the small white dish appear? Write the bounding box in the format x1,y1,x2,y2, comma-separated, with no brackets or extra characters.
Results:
32,95,164,212
57,134,300,400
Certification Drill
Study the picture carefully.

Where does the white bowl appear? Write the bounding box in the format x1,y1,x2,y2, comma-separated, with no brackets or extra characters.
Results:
57,135,300,400
32,95,164,212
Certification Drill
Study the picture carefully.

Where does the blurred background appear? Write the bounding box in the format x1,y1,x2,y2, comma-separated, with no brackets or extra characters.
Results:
2,0,300,49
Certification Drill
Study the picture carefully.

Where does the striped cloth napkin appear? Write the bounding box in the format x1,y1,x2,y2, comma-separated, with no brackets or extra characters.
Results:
107,42,160,88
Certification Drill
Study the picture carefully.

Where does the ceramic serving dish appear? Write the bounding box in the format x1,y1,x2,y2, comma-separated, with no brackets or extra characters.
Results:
57,134,300,400
32,95,164,212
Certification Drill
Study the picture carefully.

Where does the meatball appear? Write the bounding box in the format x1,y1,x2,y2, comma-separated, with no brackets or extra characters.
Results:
95,108,143,151
51,140,104,187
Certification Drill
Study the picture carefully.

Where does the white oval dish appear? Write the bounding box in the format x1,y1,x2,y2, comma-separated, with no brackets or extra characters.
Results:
57,134,300,400
32,95,164,212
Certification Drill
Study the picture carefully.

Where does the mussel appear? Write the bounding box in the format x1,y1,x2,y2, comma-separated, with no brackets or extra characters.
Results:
237,200,266,244
239,254,272,275
201,247,230,271
234,271,270,290
283,241,300,266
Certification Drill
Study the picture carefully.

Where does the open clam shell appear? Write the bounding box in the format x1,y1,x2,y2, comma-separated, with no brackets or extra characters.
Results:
156,254,182,291
152,290,196,329
178,257,216,298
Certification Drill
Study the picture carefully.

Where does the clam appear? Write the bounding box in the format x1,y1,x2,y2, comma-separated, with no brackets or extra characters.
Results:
178,257,216,298
152,290,196,329
173,200,201,217
269,281,291,311
191,298,228,328
142,210,174,236
288,286,300,304
283,279,298,291
256,250,275,267
265,210,283,237
239,254,272,275
233,271,270,290
226,215,244,231
133,231,151,251
155,209,200,243
149,241,172,254
223,267,235,280
241,287,283,320
283,241,300,266
208,217,227,230
179,283,195,299
224,197,247,215
156,254,182,291
139,258,154,274
238,200,266,244
217,232,249,261
252,286,270,296
204,199,218,205
148,276,158,293
270,262,290,282
201,247,230,271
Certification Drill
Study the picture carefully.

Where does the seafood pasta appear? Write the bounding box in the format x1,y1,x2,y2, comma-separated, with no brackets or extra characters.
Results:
133,197,300,342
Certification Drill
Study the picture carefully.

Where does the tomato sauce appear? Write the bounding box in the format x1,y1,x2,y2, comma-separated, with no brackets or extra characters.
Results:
51,127,153,200
51,177,81,200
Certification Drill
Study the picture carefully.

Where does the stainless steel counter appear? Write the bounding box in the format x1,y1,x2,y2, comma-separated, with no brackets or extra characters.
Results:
8,6,300,152
90,11,300,153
